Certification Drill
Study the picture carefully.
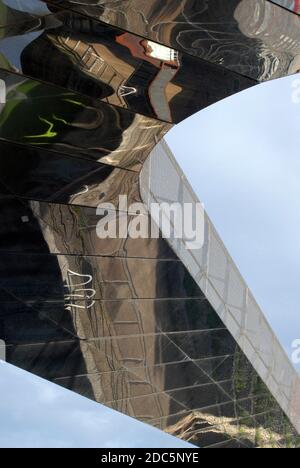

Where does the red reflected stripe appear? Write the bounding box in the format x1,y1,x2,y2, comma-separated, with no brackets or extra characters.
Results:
294,0,300,13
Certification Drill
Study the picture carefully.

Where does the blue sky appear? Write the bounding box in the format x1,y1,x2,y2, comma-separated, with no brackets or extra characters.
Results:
167,74,300,373
0,362,192,448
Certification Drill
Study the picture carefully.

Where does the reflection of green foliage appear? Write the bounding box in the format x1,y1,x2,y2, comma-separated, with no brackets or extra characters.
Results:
238,423,251,442
0,79,90,145
231,349,300,447
281,417,300,448
0,4,8,37
252,375,269,396
25,117,58,139
255,427,263,447
295,436,300,448
241,416,253,427
269,431,277,449
233,350,249,394
239,409,250,421
255,393,274,414
0,54,13,70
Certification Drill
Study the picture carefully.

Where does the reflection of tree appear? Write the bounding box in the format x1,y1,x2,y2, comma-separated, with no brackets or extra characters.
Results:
166,411,300,448
0,1,42,38
0,77,134,162
0,54,13,71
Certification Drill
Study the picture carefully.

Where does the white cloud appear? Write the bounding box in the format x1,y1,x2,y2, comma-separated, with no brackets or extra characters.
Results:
0,362,192,448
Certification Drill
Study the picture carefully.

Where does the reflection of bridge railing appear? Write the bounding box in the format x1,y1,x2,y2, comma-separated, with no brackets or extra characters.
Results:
64,269,96,310
141,139,300,435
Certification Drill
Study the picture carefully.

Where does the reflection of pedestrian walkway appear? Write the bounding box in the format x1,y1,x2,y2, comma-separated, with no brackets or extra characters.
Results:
54,35,130,109
166,411,284,448
51,32,181,121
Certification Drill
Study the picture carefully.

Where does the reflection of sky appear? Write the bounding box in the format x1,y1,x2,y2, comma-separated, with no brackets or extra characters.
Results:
2,0,50,15
166,75,300,374
0,33,42,71
0,362,193,448
1,1,52,71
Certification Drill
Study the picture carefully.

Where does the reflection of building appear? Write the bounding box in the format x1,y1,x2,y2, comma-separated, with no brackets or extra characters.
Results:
0,0,300,448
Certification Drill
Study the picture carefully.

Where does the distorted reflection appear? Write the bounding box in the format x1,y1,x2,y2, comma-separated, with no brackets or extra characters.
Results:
26,0,300,81
0,1,255,123
270,0,300,14
0,0,299,449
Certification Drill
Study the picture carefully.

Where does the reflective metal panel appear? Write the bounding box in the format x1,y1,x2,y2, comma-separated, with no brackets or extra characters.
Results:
270,1,300,14
0,253,201,302
41,0,300,81
0,0,299,449
0,1,255,123
0,141,142,206
0,70,170,170
0,197,176,258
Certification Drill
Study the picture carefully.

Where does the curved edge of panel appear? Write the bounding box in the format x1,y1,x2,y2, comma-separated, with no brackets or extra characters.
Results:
140,139,300,435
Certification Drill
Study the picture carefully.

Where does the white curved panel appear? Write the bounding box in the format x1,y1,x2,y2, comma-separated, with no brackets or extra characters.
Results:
140,139,300,434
